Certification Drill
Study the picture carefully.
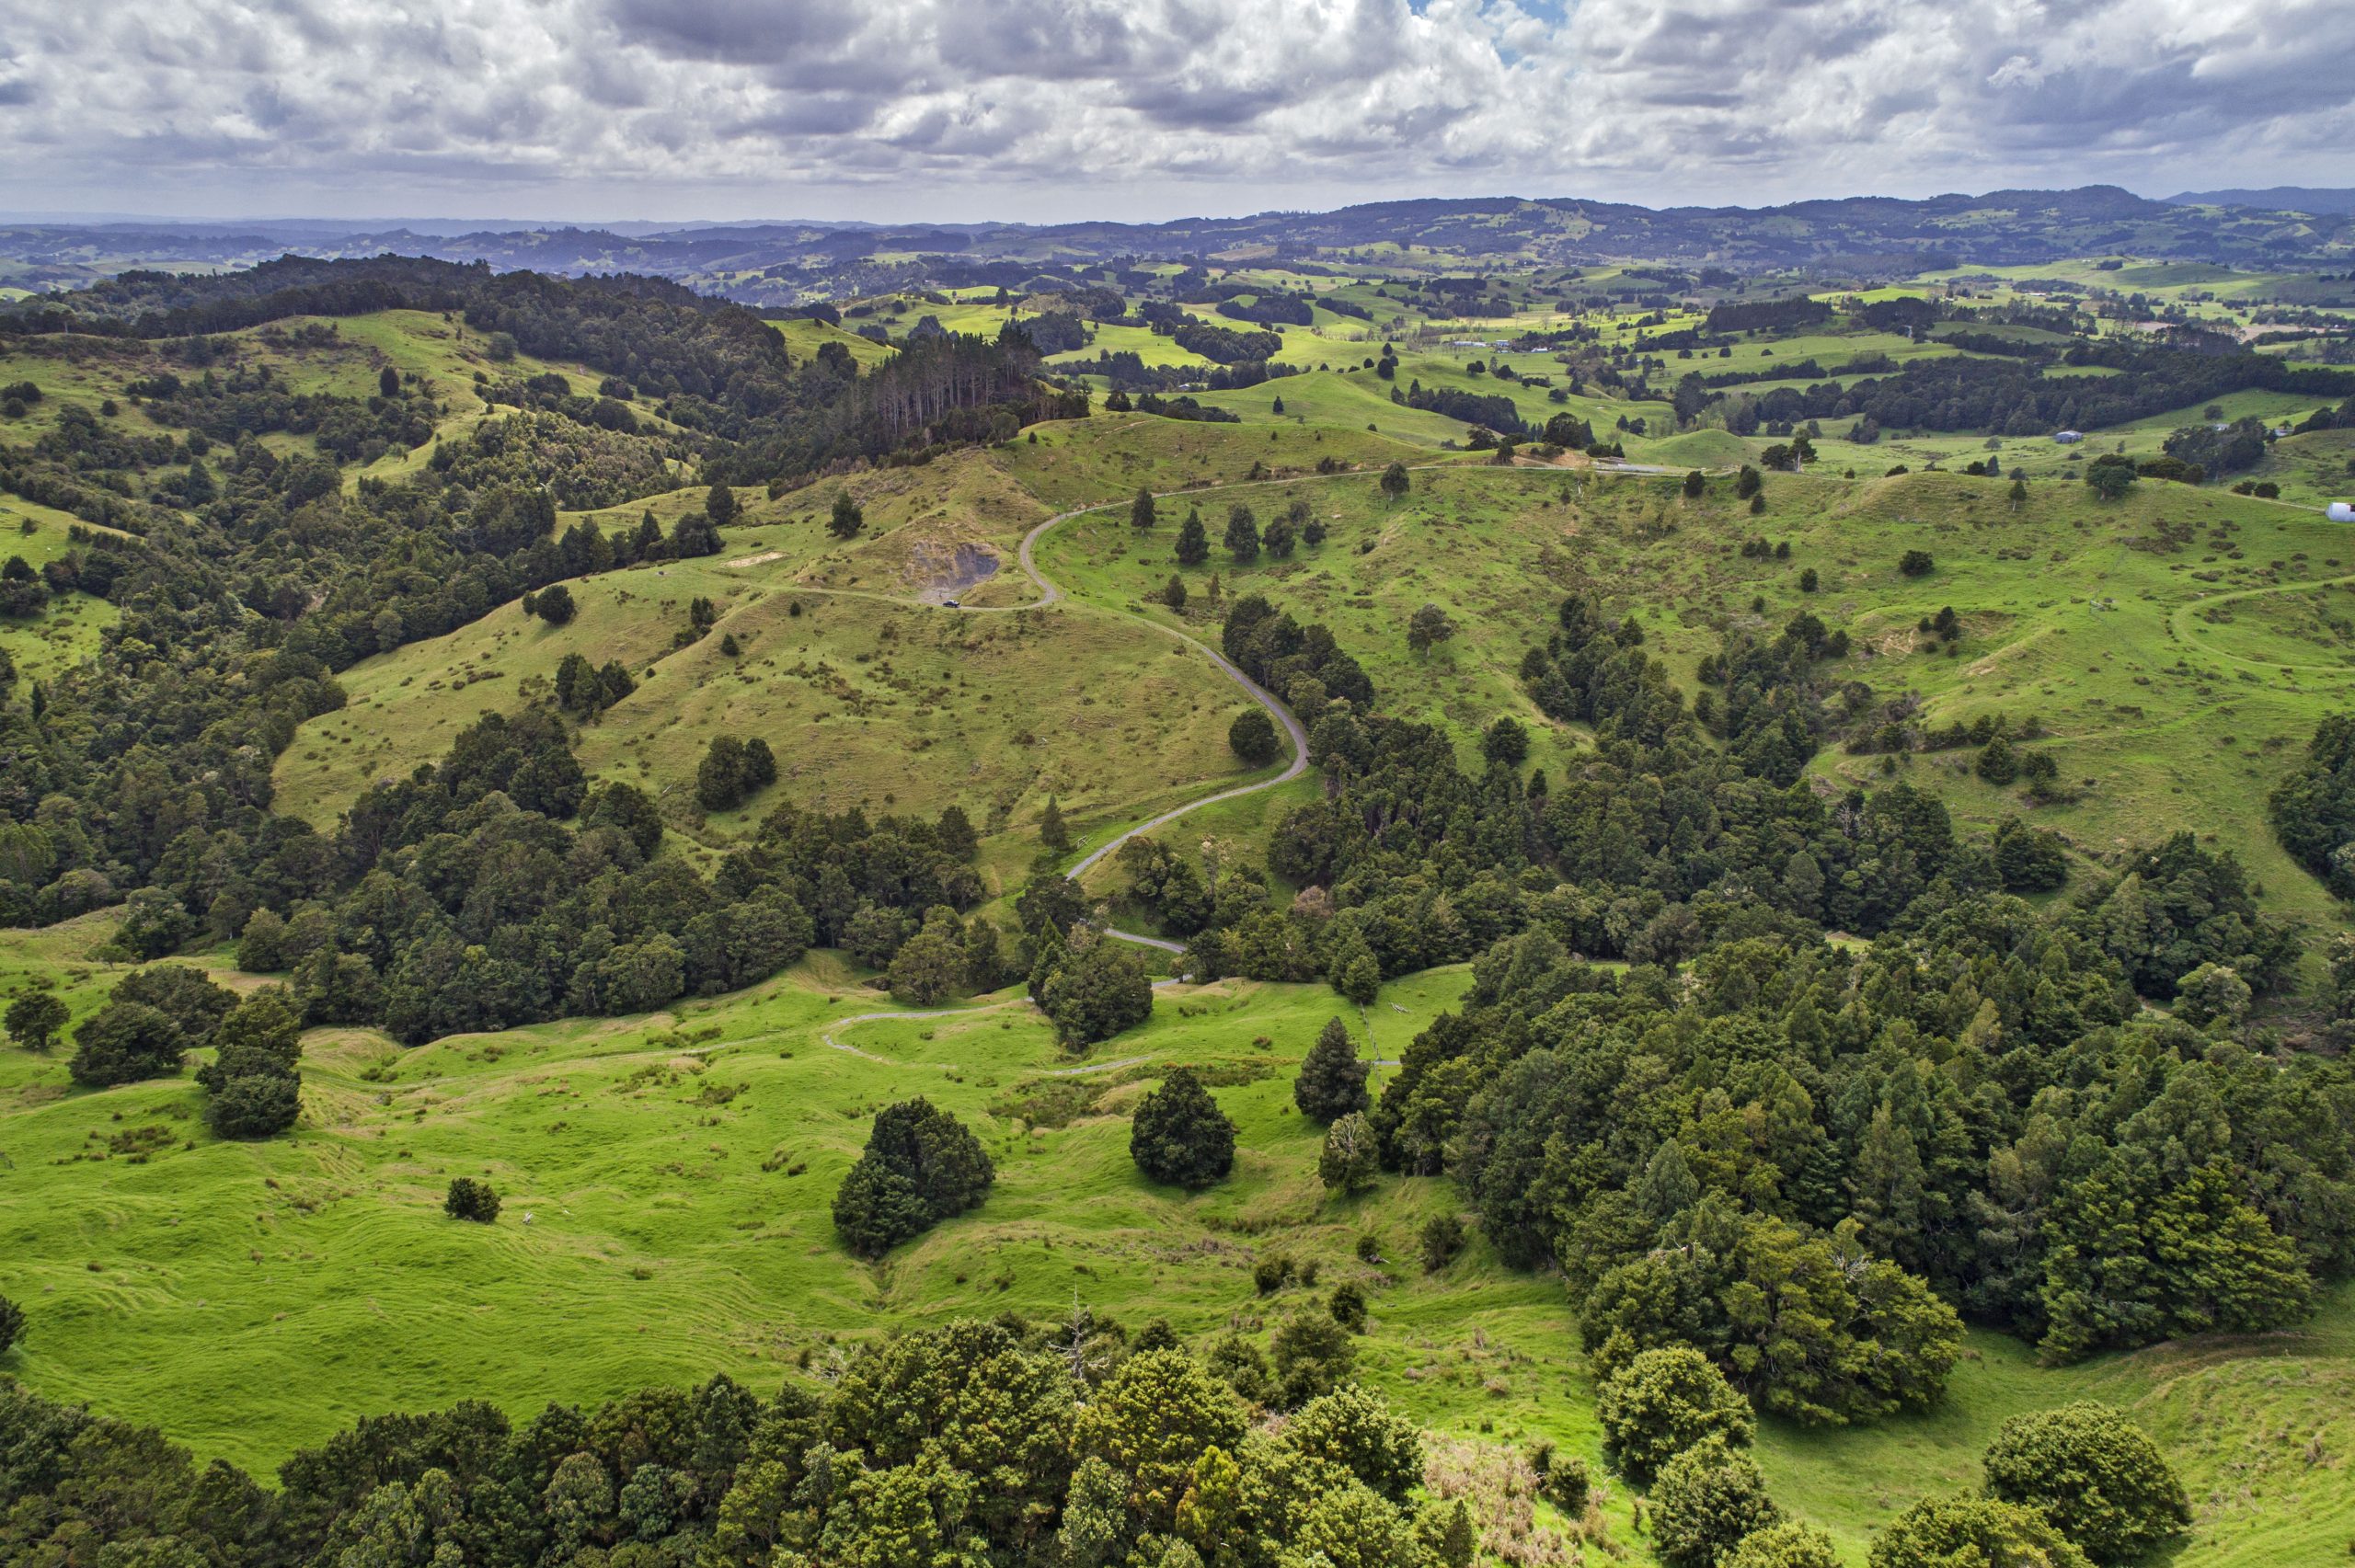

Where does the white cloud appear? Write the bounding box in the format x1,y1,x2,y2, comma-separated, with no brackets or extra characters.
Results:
0,0,2349,222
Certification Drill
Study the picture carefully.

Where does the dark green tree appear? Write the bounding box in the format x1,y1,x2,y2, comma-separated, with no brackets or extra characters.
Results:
1130,487,1156,530
1407,602,1454,658
1175,509,1211,567
829,490,864,540
1270,1309,1355,1407
113,966,236,1043
444,1177,500,1222
5,991,67,1052
832,1097,994,1257
1228,709,1281,766
1223,505,1260,562
1130,1068,1235,1189
1481,716,1529,766
532,583,576,625
68,1002,186,1087
1040,795,1072,853
1379,462,1409,503
1294,1016,1370,1121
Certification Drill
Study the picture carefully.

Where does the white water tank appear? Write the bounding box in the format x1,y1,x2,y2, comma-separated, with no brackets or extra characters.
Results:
2329,502,2355,523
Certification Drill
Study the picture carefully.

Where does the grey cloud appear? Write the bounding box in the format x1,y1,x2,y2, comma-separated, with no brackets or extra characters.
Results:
0,0,2349,221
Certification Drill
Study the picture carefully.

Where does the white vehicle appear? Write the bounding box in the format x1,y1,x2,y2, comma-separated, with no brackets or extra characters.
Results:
2328,502,2355,524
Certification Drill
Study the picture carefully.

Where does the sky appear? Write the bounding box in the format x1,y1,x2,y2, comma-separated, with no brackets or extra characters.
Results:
2,0,2351,226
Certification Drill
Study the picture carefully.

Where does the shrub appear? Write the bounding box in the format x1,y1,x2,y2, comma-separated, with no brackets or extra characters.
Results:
1980,1402,2189,1564
0,1294,21,1357
1270,1310,1355,1408
444,1177,501,1223
1328,1282,1368,1333
207,1075,303,1139
1420,1214,1465,1272
1540,1451,1591,1515
1255,1253,1295,1295
1131,1068,1236,1189
1866,1495,2091,1568
1281,1383,1422,1502
1898,549,1935,577
1208,1332,1273,1404
532,583,576,625
1597,1346,1756,1483
1723,1521,1843,1568
1649,1436,1780,1568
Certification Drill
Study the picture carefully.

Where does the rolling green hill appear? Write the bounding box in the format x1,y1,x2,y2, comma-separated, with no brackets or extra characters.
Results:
8,258,2355,1568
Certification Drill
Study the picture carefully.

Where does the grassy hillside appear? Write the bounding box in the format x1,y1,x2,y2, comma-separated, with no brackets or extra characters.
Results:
1034,459,2355,940
6,910,2354,1564
272,555,1256,858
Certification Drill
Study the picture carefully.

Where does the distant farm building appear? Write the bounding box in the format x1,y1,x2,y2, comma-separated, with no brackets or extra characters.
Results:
2052,429,2085,443
2329,502,2355,523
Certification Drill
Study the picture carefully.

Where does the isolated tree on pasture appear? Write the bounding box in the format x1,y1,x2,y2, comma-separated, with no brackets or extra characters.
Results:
1229,709,1281,766
1131,1068,1236,1189
832,1097,994,1256
445,1178,501,1223
1175,509,1211,566
4,991,66,1052
1294,1016,1370,1121
1224,505,1260,562
1407,602,1454,658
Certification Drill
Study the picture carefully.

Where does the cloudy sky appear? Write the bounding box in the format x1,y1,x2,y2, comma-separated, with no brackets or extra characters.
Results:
2,0,2350,225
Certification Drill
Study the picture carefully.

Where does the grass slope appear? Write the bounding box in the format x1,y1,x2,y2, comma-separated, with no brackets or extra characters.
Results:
6,911,2353,1565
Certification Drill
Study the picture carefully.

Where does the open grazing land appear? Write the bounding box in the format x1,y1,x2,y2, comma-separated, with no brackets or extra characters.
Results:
7,190,2355,1568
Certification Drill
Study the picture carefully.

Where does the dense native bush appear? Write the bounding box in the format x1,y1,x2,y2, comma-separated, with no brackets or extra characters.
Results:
0,1320,1465,1568
2271,713,2355,898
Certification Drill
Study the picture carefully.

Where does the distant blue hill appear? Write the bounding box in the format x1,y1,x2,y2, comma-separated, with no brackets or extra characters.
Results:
2166,187,2355,215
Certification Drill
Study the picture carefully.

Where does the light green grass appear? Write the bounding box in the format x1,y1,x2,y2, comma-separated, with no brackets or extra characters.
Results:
7,907,2353,1565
